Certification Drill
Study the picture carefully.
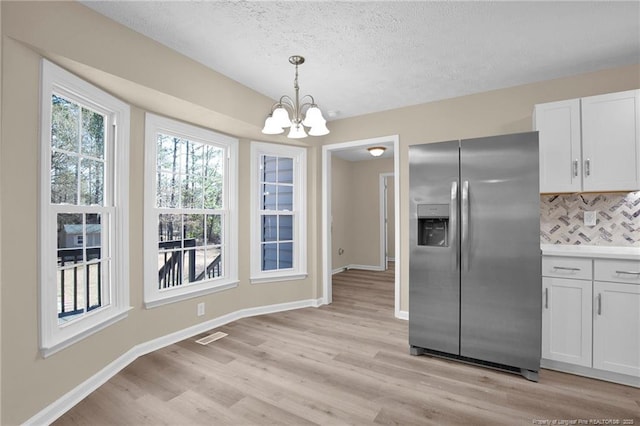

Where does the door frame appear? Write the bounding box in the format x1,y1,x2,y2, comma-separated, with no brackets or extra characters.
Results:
321,135,402,318
379,172,394,270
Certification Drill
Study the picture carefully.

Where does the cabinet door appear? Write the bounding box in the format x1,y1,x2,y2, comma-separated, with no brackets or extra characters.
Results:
582,90,640,192
593,281,640,377
542,277,592,367
534,99,582,193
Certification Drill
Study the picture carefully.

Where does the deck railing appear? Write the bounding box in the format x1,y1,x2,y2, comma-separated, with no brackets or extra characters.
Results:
158,239,222,289
58,247,102,319
58,241,223,319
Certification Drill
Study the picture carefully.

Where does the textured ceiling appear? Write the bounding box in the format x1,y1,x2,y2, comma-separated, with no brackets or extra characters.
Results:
82,1,640,122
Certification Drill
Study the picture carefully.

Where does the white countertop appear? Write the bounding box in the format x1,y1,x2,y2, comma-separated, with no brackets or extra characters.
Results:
541,244,640,260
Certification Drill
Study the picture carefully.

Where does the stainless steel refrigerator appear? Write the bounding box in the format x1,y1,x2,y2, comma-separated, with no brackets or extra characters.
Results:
409,132,541,381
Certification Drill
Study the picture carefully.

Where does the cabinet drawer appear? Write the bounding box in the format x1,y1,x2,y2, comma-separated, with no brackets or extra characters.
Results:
542,257,592,280
595,259,640,285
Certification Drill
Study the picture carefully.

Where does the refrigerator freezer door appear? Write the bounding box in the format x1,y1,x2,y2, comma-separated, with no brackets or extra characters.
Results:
409,140,460,354
459,132,541,371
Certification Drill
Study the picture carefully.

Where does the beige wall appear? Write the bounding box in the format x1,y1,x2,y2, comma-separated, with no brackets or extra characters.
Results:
330,157,394,269
322,63,640,314
0,2,320,424
331,156,352,270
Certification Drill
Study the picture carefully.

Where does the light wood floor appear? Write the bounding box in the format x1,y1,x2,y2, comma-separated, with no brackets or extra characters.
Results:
55,266,639,425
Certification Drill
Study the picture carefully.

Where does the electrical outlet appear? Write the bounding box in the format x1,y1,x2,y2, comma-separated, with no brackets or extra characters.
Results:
197,302,205,317
584,210,597,227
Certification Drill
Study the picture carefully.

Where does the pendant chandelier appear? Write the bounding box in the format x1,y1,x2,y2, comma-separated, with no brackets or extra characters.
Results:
261,55,330,139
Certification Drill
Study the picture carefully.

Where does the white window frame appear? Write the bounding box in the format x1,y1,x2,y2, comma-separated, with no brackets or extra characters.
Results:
250,142,307,284
39,60,131,357
144,113,238,308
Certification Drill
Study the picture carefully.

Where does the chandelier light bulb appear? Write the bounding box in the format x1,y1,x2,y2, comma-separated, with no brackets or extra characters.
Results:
302,106,325,128
309,121,330,136
272,106,292,128
288,123,308,139
261,115,284,135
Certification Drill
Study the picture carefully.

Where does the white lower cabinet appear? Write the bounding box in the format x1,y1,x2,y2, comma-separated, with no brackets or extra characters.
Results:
593,281,640,377
542,255,640,386
542,277,592,367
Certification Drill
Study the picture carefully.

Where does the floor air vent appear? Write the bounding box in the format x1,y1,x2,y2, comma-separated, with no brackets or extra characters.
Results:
195,331,228,345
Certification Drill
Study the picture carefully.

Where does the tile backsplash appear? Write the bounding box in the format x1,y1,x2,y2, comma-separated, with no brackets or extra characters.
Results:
540,192,639,246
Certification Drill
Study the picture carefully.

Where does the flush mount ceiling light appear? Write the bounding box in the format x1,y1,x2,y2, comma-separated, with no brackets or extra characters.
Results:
368,146,386,157
262,55,330,139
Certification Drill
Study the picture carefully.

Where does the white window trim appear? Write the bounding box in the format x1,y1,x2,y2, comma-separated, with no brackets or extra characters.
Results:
250,142,307,284
143,113,238,308
39,60,131,358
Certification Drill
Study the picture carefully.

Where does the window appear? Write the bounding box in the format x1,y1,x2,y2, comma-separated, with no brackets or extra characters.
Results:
144,114,238,307
250,142,307,283
39,60,130,357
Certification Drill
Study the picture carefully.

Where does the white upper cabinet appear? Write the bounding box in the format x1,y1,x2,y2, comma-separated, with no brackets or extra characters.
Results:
534,89,640,193
582,90,640,192
535,99,582,193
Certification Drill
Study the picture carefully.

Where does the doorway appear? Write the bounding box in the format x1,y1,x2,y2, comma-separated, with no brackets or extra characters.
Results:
321,135,401,318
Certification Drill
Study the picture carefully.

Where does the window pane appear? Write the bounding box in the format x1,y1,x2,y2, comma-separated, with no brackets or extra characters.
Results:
203,176,222,209
85,213,102,253
262,184,277,210
157,171,179,208
205,145,224,178
80,158,104,205
51,152,78,204
262,215,277,242
158,214,182,244
191,248,206,283
58,213,84,261
205,247,222,279
262,243,278,271
262,155,277,182
184,214,205,246
157,134,182,172
205,215,222,245
279,215,293,241
51,94,79,152
182,174,203,209
81,107,105,159
158,249,182,289
85,260,104,310
278,157,294,184
183,141,204,176
279,242,293,269
278,185,293,211
57,264,85,324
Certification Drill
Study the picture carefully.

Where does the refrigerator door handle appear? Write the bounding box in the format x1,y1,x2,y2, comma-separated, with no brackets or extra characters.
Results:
461,180,470,271
450,181,459,270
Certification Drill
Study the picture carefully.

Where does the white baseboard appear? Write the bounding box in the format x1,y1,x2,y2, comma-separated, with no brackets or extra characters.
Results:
332,266,347,275
395,310,408,320
346,264,385,272
25,297,323,426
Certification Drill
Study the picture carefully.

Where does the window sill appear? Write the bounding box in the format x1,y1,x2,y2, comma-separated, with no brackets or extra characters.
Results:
41,307,132,358
144,280,239,309
250,272,308,285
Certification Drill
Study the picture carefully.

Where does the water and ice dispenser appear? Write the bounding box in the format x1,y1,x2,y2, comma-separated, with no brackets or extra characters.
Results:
417,204,449,247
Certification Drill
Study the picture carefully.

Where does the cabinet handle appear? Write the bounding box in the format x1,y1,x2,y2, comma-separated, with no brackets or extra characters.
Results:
544,288,549,309
553,266,581,271
615,270,640,275
573,159,578,177
584,158,591,177
597,293,602,315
